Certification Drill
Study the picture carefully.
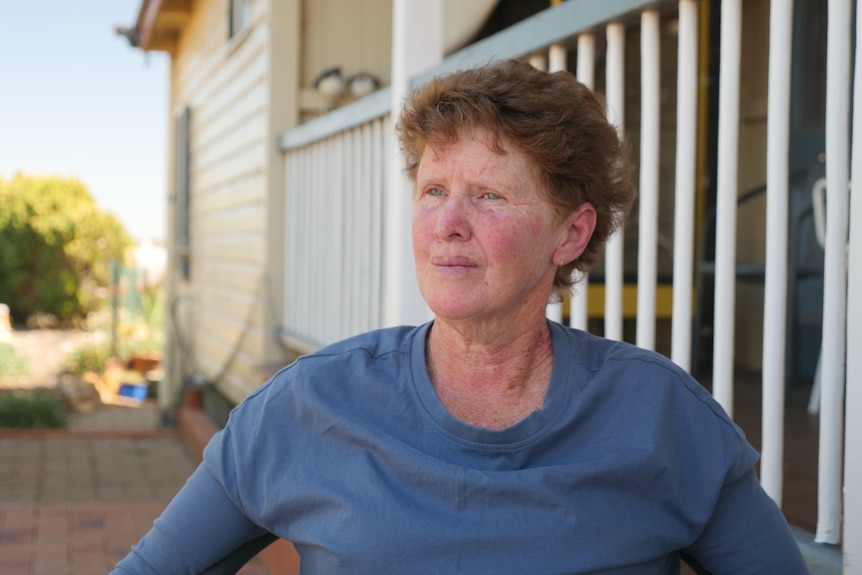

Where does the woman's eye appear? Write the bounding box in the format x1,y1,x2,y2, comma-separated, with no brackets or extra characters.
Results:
482,192,502,200
426,187,444,196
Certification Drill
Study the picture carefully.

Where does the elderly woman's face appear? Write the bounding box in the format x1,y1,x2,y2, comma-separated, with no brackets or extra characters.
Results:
412,129,570,324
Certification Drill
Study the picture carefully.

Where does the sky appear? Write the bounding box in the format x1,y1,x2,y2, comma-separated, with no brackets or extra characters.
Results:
1,0,169,244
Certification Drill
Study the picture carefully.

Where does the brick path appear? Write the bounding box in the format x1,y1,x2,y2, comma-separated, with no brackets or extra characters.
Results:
0,403,269,575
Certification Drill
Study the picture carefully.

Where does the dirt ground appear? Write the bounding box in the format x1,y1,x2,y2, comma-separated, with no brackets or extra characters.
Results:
0,328,91,391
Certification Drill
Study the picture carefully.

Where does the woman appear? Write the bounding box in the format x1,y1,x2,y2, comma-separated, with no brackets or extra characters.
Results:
112,60,809,574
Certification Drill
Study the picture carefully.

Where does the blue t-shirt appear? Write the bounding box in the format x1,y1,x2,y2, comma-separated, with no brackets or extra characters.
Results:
112,322,810,574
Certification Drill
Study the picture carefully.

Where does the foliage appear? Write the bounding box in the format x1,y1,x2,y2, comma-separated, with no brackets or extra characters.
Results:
120,285,165,357
0,392,67,429
63,340,111,375
0,342,30,379
0,174,133,324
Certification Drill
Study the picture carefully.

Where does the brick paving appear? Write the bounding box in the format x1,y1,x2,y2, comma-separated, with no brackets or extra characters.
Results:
0,403,270,575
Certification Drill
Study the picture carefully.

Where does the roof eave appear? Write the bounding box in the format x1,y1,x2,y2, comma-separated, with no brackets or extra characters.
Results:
134,0,191,53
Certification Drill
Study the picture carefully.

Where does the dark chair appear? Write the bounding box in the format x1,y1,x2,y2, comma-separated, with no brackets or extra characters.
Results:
197,533,713,574
199,532,278,575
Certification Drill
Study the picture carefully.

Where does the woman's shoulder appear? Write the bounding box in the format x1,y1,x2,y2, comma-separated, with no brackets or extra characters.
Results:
242,324,424,404
553,322,684,375
552,322,735,426
552,322,755,472
310,324,421,359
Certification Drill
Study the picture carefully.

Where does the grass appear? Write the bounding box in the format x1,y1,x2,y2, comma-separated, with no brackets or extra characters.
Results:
0,391,67,429
0,341,30,380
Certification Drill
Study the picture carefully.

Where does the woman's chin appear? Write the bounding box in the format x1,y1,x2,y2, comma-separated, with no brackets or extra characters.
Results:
424,296,484,323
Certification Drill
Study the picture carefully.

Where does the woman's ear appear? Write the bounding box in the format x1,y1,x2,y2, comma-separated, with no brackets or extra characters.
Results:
553,202,597,266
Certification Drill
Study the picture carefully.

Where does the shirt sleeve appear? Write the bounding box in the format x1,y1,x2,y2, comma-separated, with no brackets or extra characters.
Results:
109,463,269,575
682,466,812,574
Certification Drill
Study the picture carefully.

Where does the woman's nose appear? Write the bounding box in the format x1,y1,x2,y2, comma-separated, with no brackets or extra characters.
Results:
434,196,471,241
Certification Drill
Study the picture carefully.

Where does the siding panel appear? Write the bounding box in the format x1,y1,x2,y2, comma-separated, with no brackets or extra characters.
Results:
168,1,275,401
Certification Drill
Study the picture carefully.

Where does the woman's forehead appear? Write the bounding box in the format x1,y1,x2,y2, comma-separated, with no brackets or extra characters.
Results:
421,128,515,162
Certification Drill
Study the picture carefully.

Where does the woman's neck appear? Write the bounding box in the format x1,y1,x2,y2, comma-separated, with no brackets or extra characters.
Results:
425,318,554,429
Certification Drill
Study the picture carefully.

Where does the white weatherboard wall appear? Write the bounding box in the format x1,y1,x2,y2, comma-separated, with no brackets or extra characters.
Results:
170,0,273,405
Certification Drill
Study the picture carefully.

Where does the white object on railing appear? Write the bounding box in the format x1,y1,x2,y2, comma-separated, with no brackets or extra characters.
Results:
817,0,852,546
636,10,660,351
386,0,442,328
806,179,848,418
760,0,794,507
569,33,596,332
805,176,825,416
812,177,828,248
670,0,698,370
604,22,626,341
845,0,862,561
712,0,742,417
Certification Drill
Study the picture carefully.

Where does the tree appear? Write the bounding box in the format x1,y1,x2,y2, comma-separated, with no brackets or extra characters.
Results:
0,174,132,324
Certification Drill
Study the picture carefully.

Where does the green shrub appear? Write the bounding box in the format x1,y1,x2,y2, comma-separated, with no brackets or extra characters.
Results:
63,341,111,375
0,174,132,323
0,392,67,429
0,342,30,380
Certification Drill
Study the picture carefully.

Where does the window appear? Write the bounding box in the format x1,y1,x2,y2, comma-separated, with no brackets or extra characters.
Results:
175,107,191,279
229,0,250,39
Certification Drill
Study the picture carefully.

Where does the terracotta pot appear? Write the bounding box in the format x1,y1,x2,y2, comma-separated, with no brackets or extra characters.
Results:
129,353,161,375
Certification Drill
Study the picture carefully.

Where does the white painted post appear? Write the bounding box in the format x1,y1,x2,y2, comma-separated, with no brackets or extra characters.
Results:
350,127,364,336
354,126,368,334
604,22,626,342
385,0,443,327
546,44,567,324
816,0,851,546
330,134,345,343
761,0,793,506
712,0,742,416
671,0,698,370
845,0,862,560
636,10,660,351
570,33,596,332
370,118,386,330
529,54,548,72
548,44,566,73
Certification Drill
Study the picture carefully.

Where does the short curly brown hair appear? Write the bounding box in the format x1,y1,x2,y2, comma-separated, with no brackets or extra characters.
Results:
396,59,636,292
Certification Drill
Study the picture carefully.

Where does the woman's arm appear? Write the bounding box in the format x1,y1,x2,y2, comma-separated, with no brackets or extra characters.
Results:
682,467,811,574
110,463,269,575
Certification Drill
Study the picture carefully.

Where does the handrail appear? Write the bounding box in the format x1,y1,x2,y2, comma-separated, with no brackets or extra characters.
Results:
278,88,391,152
413,0,666,88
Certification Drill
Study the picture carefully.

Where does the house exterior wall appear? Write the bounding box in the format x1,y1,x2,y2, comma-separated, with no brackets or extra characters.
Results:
161,0,389,407
164,0,298,407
